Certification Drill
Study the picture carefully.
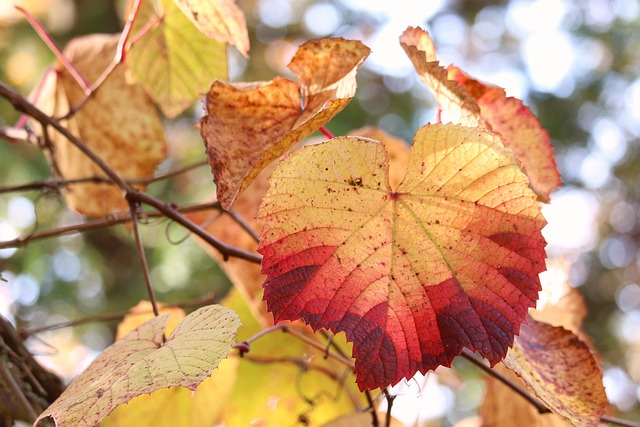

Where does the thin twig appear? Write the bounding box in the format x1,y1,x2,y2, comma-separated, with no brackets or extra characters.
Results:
601,415,640,427
235,323,355,371
382,389,395,427
364,389,380,427
21,294,216,337
0,201,222,250
460,349,550,414
128,198,160,318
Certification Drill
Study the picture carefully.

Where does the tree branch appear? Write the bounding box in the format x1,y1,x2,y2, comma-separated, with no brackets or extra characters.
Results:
0,81,262,265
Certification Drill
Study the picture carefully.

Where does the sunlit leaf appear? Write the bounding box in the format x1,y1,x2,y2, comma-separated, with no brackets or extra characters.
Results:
399,26,485,128
258,123,547,390
35,305,240,427
448,66,561,200
100,302,239,427
198,37,370,209
127,0,228,118
173,0,249,56
30,34,166,217
503,318,608,427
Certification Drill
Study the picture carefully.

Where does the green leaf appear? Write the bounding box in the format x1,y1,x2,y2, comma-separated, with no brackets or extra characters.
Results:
35,305,241,427
127,0,228,118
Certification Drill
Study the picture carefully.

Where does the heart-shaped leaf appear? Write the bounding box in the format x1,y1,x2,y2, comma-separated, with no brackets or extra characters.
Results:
35,305,240,427
257,123,547,390
198,38,370,209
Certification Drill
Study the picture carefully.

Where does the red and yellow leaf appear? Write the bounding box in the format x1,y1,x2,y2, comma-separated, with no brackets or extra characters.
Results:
448,66,561,199
198,38,370,209
257,123,547,390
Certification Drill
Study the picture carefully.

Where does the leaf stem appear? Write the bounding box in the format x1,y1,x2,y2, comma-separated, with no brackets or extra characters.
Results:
319,126,335,139
364,389,380,427
128,198,160,318
15,6,90,95
116,0,143,64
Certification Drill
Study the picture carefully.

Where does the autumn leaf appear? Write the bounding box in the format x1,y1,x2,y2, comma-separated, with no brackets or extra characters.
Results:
30,34,166,217
257,123,547,391
503,318,608,427
35,305,240,427
100,302,239,427
448,66,561,200
399,26,485,128
173,0,249,57
198,37,370,209
127,0,228,118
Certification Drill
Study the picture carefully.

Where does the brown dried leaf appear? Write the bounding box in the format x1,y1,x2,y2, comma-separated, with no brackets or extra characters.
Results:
448,66,562,200
31,34,166,217
173,0,249,56
503,317,608,427
399,27,485,128
198,38,370,209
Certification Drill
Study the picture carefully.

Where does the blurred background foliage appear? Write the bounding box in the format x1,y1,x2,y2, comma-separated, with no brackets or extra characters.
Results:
1,0,640,425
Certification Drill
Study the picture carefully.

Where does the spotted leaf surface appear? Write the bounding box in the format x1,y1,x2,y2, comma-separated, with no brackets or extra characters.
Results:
258,123,547,390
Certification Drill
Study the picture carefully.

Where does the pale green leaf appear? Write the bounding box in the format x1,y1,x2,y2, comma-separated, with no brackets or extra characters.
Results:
35,305,241,427
127,0,228,118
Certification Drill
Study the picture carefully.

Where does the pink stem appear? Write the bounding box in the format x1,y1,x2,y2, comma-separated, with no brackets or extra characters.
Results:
15,5,90,94
319,126,335,139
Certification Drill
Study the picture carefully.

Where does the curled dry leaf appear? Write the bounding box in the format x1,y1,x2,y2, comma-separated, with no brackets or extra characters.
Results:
399,26,485,129
173,0,249,57
100,302,239,427
34,305,240,427
198,37,370,209
127,0,228,118
258,123,547,391
448,66,561,200
503,317,608,427
30,34,166,217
